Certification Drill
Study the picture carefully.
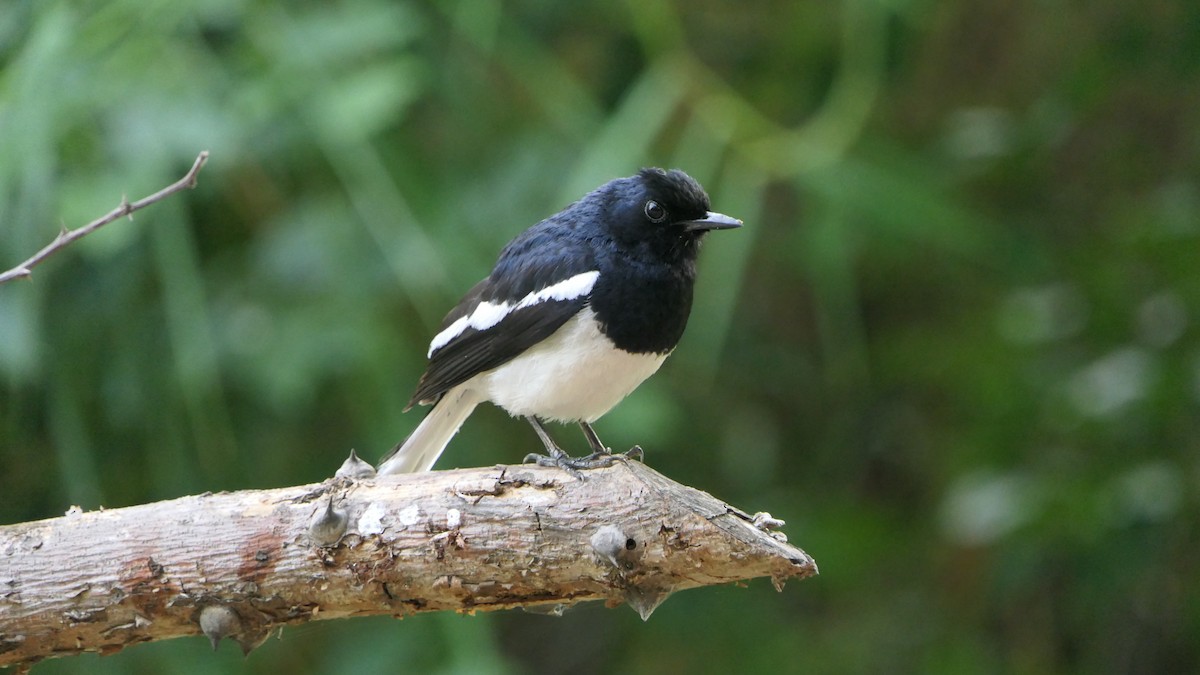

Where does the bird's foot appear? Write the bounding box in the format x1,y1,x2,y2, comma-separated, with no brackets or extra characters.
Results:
522,445,644,476
580,445,644,465
522,449,585,479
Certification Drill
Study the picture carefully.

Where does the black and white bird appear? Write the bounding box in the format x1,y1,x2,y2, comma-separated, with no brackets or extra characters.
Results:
376,168,741,475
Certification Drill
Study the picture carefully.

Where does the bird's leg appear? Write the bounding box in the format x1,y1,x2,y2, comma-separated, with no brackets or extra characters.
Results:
578,422,644,463
522,418,640,475
579,421,609,455
523,417,585,477
524,416,568,460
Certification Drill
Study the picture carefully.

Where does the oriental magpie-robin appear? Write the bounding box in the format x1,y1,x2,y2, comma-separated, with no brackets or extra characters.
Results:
376,168,741,475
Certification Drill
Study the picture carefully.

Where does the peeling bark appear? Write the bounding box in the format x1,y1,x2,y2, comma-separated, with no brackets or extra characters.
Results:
0,461,816,668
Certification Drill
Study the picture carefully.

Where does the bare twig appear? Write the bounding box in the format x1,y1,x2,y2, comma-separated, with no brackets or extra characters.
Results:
0,151,210,285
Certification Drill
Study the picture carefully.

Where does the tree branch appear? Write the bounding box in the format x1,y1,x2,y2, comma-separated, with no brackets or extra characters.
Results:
0,461,816,668
0,151,210,285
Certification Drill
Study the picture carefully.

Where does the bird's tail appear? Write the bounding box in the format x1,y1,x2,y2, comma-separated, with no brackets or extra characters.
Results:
376,386,482,474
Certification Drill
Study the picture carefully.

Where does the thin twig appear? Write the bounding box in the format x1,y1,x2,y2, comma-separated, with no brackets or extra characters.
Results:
0,151,210,285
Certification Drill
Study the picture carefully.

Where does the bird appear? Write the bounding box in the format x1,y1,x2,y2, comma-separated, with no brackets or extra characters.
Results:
376,168,741,475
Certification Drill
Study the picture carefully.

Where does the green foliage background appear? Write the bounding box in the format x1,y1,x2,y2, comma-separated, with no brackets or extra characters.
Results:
2,0,1198,672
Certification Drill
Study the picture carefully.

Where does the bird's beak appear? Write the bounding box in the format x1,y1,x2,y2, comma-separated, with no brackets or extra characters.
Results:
681,211,743,232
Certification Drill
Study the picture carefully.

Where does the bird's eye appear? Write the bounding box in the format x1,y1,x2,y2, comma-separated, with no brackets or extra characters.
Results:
644,200,667,223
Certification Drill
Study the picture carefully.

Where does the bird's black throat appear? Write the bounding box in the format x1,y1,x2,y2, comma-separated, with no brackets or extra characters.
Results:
589,251,697,355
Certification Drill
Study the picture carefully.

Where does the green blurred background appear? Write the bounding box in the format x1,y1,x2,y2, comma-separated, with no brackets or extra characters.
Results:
2,0,1198,672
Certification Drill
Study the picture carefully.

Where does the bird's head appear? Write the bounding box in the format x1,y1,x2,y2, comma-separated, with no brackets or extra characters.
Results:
603,168,742,262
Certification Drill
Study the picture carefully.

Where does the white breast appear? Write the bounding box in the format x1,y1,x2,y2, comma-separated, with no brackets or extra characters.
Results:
476,307,668,423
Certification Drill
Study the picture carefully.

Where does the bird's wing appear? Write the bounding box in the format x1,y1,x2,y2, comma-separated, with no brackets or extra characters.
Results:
407,231,598,408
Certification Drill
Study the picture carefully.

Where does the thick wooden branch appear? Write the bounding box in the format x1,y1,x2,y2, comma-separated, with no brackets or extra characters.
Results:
0,461,816,668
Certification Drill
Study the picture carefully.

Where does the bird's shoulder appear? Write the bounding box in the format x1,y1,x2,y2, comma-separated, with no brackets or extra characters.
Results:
487,217,601,298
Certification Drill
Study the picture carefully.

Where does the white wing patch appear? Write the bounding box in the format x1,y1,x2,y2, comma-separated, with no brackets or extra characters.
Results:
427,270,600,358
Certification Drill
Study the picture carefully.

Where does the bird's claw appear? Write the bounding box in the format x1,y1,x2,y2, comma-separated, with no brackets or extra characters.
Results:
578,445,644,465
523,452,586,479
522,445,644,477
